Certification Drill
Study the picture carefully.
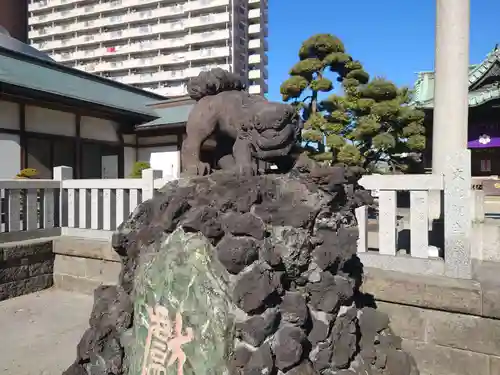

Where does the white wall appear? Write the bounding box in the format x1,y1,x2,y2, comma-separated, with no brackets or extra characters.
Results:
81,116,119,142
0,100,20,130
25,105,76,136
138,145,180,178
0,101,21,178
0,133,20,178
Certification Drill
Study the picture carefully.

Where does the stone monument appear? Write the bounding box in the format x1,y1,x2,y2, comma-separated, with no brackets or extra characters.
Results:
63,69,419,375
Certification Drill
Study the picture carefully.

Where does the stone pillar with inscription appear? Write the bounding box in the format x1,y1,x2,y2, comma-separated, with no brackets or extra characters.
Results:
431,0,472,278
430,0,471,223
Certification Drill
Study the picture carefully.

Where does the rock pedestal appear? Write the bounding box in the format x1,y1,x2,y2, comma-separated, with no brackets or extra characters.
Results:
64,168,419,375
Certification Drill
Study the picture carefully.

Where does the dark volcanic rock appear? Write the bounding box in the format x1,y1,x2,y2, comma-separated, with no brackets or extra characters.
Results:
236,307,281,347
273,325,306,371
217,235,260,274
307,272,355,313
64,166,418,375
280,291,309,327
222,212,266,239
308,309,333,347
243,343,275,375
233,262,280,313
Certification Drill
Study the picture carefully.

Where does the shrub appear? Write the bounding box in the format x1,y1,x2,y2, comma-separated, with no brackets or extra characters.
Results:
16,168,39,179
129,161,151,178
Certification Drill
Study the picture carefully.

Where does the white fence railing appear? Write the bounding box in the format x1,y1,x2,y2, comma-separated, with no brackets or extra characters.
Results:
356,174,444,259
0,166,174,242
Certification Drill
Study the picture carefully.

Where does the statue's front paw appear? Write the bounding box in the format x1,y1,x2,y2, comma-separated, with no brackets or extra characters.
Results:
238,163,258,176
184,161,211,176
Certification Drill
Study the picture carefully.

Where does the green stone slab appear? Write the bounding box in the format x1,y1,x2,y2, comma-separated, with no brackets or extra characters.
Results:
126,229,235,375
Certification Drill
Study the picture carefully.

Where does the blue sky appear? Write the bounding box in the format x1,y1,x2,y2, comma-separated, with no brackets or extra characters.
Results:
266,0,500,102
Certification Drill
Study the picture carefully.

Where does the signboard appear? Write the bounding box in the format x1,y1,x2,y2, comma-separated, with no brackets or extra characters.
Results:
481,180,500,196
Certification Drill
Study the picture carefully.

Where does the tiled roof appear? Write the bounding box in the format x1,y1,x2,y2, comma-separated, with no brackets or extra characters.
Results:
0,43,166,117
413,45,500,108
136,104,193,129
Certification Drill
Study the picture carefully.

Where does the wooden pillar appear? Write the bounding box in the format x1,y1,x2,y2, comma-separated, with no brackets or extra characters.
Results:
19,104,26,170
75,114,82,179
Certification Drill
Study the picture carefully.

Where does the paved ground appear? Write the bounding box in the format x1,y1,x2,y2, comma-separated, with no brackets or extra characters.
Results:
0,289,93,375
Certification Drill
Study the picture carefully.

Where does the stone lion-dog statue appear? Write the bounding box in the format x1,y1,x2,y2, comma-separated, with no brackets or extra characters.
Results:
181,68,302,175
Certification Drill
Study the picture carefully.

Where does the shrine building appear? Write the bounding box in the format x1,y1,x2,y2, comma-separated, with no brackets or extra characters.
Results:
414,45,500,177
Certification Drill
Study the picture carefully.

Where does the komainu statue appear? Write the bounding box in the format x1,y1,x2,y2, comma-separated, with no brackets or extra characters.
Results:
181,68,303,175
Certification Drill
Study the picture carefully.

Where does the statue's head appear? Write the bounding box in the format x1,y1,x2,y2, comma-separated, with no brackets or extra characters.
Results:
253,102,302,137
246,102,303,163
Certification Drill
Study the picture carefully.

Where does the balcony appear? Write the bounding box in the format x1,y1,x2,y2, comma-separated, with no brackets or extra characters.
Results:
154,85,188,97
249,8,261,19
188,0,230,11
187,46,230,61
248,38,268,51
30,0,231,27
249,85,261,95
48,28,230,64
248,54,261,64
188,12,230,28
29,0,84,12
248,69,261,80
113,64,231,85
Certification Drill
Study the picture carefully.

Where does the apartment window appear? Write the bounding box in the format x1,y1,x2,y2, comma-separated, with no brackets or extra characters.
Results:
111,0,122,6
110,15,123,22
481,159,492,172
110,30,123,37
238,23,246,31
84,5,94,12
139,25,152,33
84,35,94,41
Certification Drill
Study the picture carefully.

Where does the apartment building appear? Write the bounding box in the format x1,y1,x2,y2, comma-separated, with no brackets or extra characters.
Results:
27,0,269,97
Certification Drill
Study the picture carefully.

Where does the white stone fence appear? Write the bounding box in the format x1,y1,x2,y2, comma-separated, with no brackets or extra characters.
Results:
355,155,476,280
355,174,444,258
0,166,173,242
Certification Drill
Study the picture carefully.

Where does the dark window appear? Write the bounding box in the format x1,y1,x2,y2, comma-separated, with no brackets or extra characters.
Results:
81,142,102,178
26,137,51,178
53,138,75,172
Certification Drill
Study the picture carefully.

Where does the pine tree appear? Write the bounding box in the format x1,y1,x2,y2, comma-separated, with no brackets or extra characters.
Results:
280,33,426,173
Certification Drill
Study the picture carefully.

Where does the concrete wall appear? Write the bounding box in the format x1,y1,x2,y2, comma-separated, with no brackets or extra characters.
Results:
362,267,500,375
0,239,54,301
52,237,121,294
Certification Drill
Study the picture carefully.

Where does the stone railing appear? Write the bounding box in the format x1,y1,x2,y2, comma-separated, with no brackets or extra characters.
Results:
0,166,174,242
355,150,475,280
356,174,444,259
